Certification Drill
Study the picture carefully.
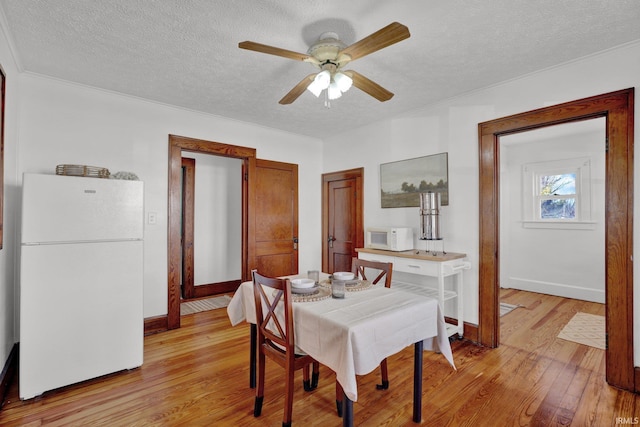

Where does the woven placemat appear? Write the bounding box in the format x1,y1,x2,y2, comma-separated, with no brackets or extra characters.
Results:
291,286,332,302
319,279,372,292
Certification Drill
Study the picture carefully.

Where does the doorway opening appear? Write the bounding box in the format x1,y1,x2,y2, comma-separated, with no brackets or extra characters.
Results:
180,154,242,301
167,135,257,330
478,89,635,392
498,118,607,356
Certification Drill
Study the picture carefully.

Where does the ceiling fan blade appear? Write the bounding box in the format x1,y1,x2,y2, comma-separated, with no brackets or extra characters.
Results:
339,22,410,61
345,70,394,102
279,74,317,105
238,41,312,62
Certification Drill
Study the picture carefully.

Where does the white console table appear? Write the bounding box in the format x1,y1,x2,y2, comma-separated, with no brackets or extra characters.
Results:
356,248,470,338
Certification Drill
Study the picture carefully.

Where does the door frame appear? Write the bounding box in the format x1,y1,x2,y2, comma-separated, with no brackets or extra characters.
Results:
478,88,634,391
322,168,364,273
167,135,256,330
181,157,196,299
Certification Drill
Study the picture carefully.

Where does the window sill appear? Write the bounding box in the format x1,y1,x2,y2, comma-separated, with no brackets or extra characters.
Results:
521,220,597,230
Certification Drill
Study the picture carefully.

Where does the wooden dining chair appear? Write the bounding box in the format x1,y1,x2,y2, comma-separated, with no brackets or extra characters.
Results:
351,257,393,288
252,270,320,427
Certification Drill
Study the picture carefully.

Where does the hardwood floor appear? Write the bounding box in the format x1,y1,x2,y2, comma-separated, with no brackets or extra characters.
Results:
1,289,638,426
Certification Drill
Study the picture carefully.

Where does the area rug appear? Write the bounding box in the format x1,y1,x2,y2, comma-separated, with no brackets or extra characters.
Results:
180,295,232,315
557,312,605,350
500,302,520,317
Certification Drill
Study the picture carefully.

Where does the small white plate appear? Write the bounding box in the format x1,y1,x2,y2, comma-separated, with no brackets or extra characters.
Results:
291,284,320,295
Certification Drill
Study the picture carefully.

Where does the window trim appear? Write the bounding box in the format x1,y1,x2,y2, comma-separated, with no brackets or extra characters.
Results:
522,157,593,229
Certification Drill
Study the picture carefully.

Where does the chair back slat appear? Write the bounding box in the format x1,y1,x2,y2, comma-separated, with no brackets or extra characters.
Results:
252,270,295,351
351,258,393,287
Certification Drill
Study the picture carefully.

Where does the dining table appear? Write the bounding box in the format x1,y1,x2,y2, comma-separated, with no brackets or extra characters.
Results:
227,273,456,426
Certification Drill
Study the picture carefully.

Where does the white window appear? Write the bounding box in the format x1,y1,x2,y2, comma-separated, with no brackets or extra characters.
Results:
538,173,576,219
522,158,594,229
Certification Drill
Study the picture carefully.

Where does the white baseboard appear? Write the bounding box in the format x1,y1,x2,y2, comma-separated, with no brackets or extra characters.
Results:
505,277,605,304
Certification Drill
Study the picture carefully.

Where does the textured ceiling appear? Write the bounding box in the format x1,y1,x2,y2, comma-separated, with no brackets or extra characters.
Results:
2,1,640,138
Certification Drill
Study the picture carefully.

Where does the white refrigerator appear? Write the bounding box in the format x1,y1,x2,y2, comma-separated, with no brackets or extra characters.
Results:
19,173,144,399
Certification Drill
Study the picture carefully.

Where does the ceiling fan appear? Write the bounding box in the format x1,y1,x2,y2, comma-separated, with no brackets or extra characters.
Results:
238,22,410,105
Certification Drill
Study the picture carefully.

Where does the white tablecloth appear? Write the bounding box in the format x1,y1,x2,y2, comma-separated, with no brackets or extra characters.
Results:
227,276,456,401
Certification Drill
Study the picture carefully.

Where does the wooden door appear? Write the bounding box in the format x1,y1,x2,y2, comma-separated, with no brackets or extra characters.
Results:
322,168,364,274
252,159,298,277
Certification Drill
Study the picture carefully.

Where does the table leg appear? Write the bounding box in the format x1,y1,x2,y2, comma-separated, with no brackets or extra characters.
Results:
342,391,353,427
340,341,423,426
249,323,256,389
413,340,423,423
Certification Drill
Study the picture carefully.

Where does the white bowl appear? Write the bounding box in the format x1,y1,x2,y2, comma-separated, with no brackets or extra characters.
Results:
333,272,355,281
291,278,315,289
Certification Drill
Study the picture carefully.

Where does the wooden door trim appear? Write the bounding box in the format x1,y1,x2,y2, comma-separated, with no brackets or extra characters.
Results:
181,157,196,299
321,168,364,273
478,88,634,391
167,135,256,330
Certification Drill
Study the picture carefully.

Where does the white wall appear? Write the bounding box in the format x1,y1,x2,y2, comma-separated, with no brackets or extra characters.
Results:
182,153,242,285
500,122,605,303
323,40,640,364
15,74,323,322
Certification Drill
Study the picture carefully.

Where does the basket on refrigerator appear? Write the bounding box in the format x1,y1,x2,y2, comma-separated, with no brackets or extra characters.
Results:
55,164,110,178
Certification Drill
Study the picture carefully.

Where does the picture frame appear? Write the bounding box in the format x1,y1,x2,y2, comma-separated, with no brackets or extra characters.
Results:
380,152,448,208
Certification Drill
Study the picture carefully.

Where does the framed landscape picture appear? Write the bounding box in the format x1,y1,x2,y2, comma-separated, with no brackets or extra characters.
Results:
380,153,448,208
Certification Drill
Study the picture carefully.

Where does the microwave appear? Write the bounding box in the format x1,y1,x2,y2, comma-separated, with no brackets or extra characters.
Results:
365,227,414,251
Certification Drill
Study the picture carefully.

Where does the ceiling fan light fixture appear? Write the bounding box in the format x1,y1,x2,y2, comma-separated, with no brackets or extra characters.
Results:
328,81,343,100
307,70,331,97
333,72,352,93
315,70,331,88
307,80,323,97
